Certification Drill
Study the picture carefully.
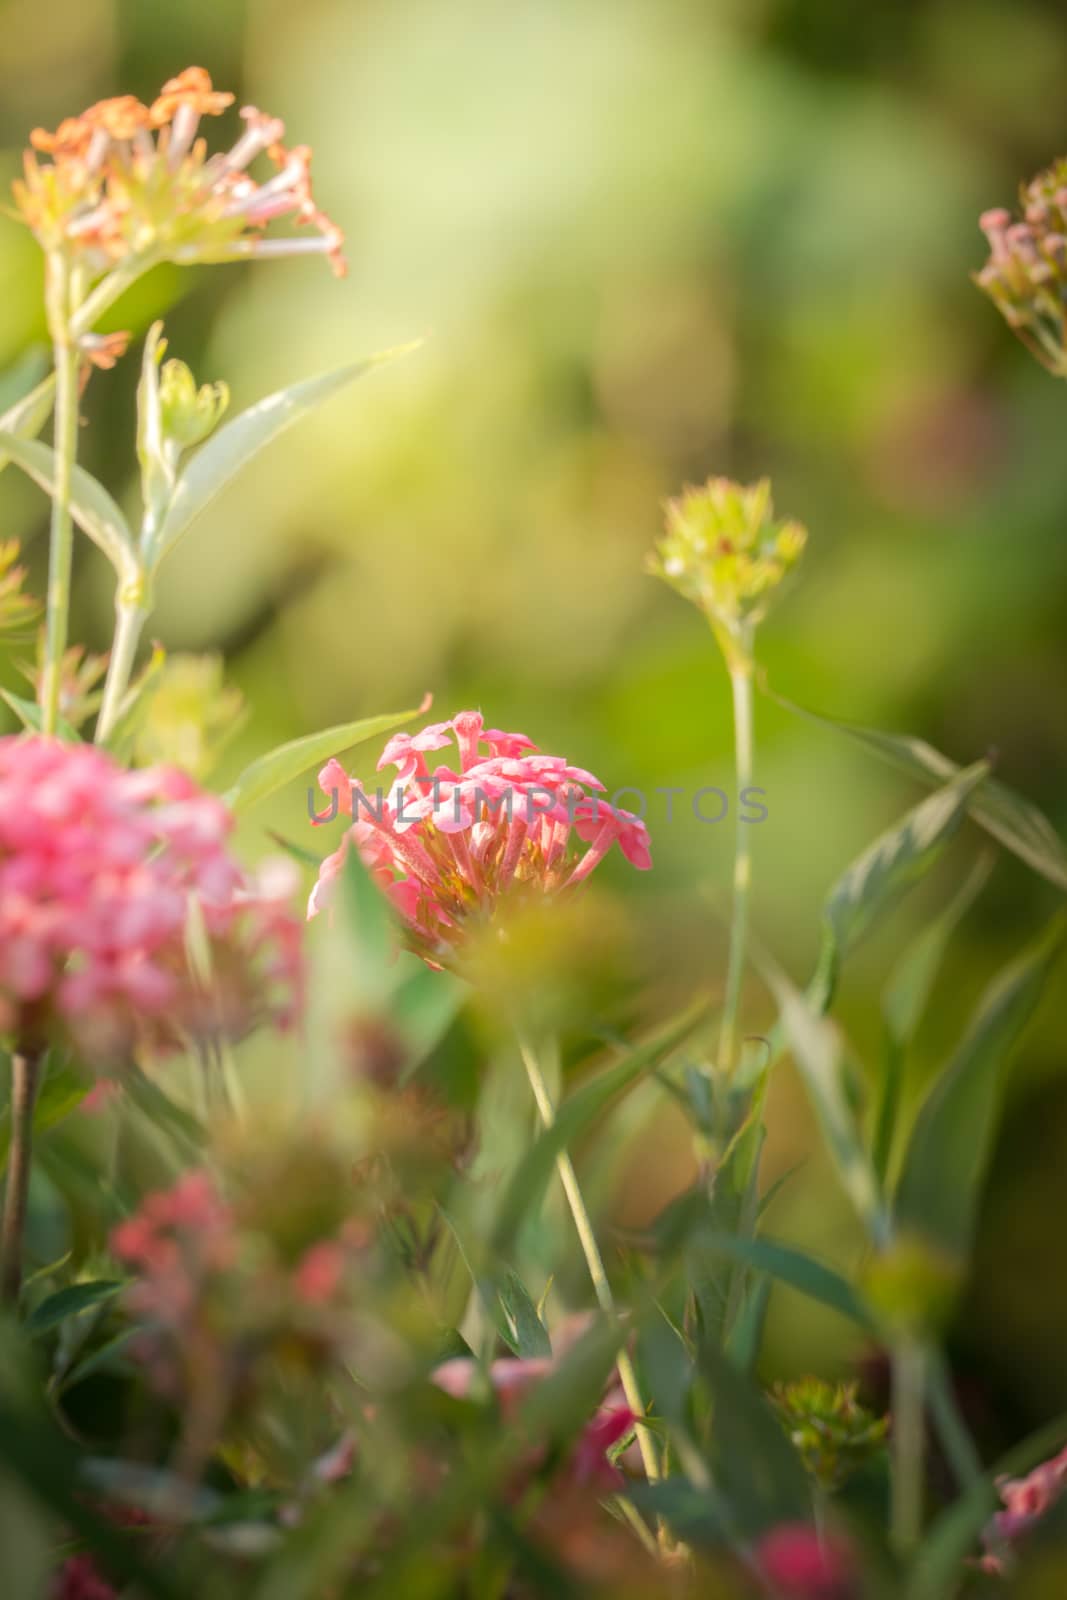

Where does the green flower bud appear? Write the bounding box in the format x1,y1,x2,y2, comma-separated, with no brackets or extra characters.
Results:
771,1377,888,1491
159,358,229,450
647,477,807,660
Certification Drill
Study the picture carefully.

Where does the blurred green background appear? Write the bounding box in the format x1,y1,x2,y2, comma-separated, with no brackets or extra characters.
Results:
1,0,1066,1452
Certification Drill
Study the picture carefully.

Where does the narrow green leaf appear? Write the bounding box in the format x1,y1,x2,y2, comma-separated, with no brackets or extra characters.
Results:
883,854,995,1050
499,1271,552,1359
150,343,421,566
0,430,136,576
766,685,1067,894
725,1275,771,1372
0,371,55,474
25,1280,125,1337
874,853,994,1182
56,1326,140,1393
136,320,169,520
392,964,465,1078
763,957,888,1241
813,761,989,1012
0,690,80,741
224,702,426,814
692,1231,878,1332
0,1055,89,1173
697,1340,812,1536
895,912,1066,1256
340,837,395,969
491,1002,708,1253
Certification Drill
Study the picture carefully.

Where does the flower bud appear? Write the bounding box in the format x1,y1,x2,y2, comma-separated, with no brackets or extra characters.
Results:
159,359,229,450
648,476,807,657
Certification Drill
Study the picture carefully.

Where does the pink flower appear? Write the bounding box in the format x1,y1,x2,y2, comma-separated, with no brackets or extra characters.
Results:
50,1554,117,1600
431,1355,633,1492
0,736,302,1063
308,711,651,964
293,1240,346,1305
979,1442,1067,1575
15,67,345,283
754,1524,858,1599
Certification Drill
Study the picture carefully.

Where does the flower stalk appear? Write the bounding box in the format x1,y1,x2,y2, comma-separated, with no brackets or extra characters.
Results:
39,256,82,736
717,639,754,1075
890,1337,926,1555
1,1048,42,1304
516,1031,661,1487
96,589,149,745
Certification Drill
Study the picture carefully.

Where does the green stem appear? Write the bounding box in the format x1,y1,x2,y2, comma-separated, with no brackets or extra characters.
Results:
891,1338,926,1555
717,651,754,1075
1,1049,42,1304
516,1033,661,1486
68,251,158,341
40,259,81,738
95,596,148,745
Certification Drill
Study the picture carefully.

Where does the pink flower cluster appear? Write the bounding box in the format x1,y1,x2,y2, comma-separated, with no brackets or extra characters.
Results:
308,710,651,963
0,736,302,1063
979,1441,1067,1575
111,1169,358,1405
433,1355,635,1494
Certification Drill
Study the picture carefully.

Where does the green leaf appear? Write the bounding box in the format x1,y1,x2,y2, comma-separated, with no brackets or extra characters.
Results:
56,1325,141,1393
0,1362,180,1599
812,761,989,1012
491,1002,708,1254
224,702,427,814
894,912,1066,1256
0,689,80,741
766,685,1067,894
392,964,465,1078
628,1480,730,1549
697,1340,811,1536
0,430,136,576
25,1280,125,1337
149,343,421,567
0,1055,89,1173
882,854,995,1051
874,853,994,1182
691,1231,878,1333
0,371,55,474
762,956,888,1242
499,1271,552,1358
136,320,169,521
339,838,396,989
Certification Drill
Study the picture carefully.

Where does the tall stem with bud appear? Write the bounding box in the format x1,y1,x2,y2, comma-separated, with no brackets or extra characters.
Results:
717,629,754,1076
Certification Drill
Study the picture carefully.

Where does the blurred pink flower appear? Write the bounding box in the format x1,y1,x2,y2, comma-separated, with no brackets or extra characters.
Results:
308,710,651,964
979,1441,1067,1575
432,1355,634,1493
0,735,302,1063
50,1553,117,1600
754,1523,858,1599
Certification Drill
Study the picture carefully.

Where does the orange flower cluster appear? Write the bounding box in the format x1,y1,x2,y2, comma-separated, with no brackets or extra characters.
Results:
12,67,345,282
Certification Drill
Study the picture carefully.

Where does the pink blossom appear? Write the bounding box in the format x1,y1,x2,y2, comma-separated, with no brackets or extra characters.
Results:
979,1441,1067,1575
754,1524,858,1599
50,1553,117,1600
293,1240,346,1305
0,736,302,1063
308,711,651,964
431,1355,633,1491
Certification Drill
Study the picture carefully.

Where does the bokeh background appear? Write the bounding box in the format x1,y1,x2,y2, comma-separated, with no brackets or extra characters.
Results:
1,0,1066,1456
